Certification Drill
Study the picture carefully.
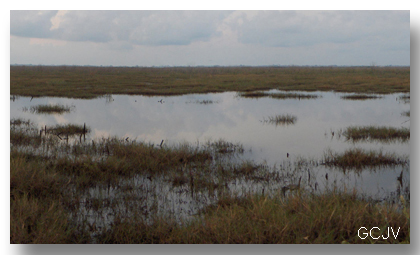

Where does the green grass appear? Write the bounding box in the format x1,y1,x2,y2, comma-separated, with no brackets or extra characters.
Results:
10,65,410,98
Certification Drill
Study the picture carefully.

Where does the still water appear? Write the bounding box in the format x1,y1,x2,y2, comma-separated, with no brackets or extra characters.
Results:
10,91,410,201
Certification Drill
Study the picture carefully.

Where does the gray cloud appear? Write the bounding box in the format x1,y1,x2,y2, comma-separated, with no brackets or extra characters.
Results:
11,10,232,46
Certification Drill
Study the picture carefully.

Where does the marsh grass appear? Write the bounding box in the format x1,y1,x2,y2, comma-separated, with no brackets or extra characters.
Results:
11,66,409,98
262,114,297,126
340,94,383,100
342,126,410,142
323,148,408,169
96,191,409,244
10,150,87,243
22,104,73,114
10,151,64,200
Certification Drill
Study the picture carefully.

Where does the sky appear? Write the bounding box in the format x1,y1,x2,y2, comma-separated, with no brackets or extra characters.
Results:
9,10,411,67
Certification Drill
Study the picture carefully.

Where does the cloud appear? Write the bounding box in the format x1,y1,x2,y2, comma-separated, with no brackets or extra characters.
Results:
10,10,58,38
10,10,232,46
10,10,410,66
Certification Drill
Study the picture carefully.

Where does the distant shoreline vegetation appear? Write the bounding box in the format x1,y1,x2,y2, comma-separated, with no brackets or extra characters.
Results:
10,65,410,98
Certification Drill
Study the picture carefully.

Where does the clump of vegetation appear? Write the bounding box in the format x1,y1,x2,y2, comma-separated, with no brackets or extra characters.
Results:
262,114,297,126
340,94,383,100
22,104,73,114
402,111,410,117
323,148,408,169
342,126,410,142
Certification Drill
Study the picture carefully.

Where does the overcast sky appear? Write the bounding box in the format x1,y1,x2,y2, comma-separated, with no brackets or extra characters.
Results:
10,10,410,66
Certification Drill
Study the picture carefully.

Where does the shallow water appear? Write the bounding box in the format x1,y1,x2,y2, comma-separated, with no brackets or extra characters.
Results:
10,91,410,212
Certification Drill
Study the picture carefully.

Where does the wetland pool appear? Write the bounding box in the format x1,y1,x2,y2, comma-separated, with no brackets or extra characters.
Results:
10,90,410,226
